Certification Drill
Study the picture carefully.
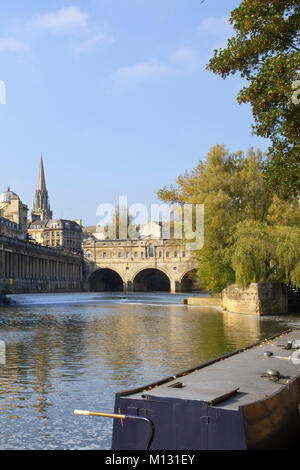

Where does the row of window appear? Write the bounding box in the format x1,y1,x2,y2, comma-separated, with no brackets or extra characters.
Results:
46,240,60,247
44,240,80,247
86,250,186,259
33,231,81,238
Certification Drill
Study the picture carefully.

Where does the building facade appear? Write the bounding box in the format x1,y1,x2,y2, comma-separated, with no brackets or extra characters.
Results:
28,156,83,253
0,216,23,239
0,188,28,236
28,218,82,253
0,234,83,294
83,237,198,293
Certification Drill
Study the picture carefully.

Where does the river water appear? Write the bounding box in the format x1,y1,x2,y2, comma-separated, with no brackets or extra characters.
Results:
0,292,299,450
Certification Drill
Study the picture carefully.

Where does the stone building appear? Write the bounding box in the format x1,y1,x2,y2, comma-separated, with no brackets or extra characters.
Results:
0,216,23,239
0,234,83,294
0,188,28,236
28,218,82,253
28,156,82,253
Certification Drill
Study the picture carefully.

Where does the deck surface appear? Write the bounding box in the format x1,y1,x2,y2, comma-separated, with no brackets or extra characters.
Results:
128,330,300,410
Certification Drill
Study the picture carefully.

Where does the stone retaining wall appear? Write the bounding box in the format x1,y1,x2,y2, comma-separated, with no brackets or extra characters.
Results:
222,283,288,315
187,282,288,315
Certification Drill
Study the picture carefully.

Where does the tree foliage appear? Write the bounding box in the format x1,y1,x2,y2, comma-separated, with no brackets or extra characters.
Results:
207,0,300,199
157,144,300,292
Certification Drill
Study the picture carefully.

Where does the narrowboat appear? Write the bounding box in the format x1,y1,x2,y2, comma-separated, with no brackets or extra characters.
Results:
75,329,300,450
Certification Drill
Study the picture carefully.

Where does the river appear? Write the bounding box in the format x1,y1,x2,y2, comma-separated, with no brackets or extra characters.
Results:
0,292,299,450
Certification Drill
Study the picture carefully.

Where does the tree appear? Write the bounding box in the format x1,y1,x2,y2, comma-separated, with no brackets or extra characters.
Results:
207,0,300,199
230,221,300,288
157,144,300,292
230,221,276,286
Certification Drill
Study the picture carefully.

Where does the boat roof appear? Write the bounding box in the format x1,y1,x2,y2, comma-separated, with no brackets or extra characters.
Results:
121,329,300,410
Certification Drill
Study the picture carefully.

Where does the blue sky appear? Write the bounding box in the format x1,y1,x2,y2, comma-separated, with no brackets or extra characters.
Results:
0,0,270,226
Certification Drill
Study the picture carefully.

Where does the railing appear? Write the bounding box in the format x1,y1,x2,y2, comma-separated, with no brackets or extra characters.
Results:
74,410,155,450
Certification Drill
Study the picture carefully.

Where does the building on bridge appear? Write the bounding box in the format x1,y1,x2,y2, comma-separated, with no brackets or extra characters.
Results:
82,237,199,293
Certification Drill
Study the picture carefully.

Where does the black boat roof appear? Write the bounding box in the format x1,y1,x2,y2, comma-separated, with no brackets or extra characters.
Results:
121,329,300,410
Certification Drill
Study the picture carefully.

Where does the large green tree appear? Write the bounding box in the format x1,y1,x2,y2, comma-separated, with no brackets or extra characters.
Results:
207,0,300,199
231,221,300,287
158,144,300,292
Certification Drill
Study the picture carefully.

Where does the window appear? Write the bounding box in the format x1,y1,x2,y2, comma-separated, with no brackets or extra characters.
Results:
118,252,122,258
166,251,169,257
141,252,144,258
159,251,162,258
148,244,154,258
174,252,178,257
103,252,107,258
134,252,138,258
182,251,186,258
126,252,130,259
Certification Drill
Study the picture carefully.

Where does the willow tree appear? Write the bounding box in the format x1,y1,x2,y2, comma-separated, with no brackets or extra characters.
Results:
158,144,300,292
207,0,300,199
231,222,300,288
231,221,276,286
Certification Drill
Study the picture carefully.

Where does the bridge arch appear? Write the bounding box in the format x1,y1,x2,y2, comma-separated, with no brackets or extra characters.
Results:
132,268,171,292
88,268,124,292
180,269,198,292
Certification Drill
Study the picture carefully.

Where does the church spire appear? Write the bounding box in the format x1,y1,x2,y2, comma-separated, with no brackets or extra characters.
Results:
38,154,46,191
30,154,53,222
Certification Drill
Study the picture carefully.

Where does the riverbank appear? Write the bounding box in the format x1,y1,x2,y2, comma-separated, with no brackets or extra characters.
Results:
185,282,298,316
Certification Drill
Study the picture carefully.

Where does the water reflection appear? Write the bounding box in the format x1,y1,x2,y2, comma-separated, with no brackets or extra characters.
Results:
0,292,299,449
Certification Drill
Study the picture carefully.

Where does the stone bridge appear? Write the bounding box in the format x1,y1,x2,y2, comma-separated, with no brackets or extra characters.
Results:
82,238,198,293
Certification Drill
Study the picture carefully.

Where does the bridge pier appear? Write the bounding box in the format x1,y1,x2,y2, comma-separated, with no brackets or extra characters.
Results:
125,281,133,292
170,279,176,294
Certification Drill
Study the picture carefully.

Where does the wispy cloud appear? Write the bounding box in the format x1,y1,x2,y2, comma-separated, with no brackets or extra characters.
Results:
169,47,199,66
115,46,199,83
0,37,29,52
198,16,233,36
116,60,172,82
28,6,88,34
10,6,115,54
75,32,115,54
